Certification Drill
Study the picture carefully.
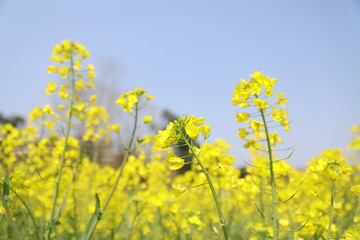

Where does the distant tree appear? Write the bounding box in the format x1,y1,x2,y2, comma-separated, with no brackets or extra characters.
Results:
0,113,25,128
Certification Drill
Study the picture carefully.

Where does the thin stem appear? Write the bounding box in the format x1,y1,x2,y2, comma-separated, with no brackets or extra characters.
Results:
258,105,278,240
46,57,76,240
81,103,140,240
102,103,138,211
12,189,41,240
184,136,228,240
126,207,142,240
0,190,22,240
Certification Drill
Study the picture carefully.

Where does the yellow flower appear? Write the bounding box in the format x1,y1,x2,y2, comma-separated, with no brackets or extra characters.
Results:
115,88,152,113
45,81,57,95
172,183,187,197
218,154,235,168
28,107,43,122
142,116,153,124
73,58,82,70
269,132,283,146
89,95,97,103
144,93,155,100
155,122,179,148
86,64,95,71
236,112,250,122
62,39,72,51
253,98,269,109
231,176,245,189
201,124,211,139
88,70,96,79
349,137,360,151
47,65,58,74
185,121,200,140
250,120,263,133
167,152,185,170
237,128,249,139
111,124,121,133
350,125,360,133
42,104,54,115
58,84,69,99
50,55,63,62
351,185,360,194
57,104,65,111
276,92,288,107
75,79,85,91
87,79,95,88
75,42,90,58
52,44,63,54
58,66,69,78
41,121,55,130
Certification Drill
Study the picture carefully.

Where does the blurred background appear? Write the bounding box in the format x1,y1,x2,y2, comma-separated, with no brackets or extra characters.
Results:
0,0,359,168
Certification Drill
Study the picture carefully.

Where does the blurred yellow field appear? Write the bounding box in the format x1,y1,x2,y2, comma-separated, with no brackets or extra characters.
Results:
0,40,359,240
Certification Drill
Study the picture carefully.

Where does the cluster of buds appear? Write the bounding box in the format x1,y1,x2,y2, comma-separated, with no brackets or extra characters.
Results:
232,71,290,148
307,149,352,180
155,115,211,170
116,87,154,113
155,115,211,149
45,39,96,98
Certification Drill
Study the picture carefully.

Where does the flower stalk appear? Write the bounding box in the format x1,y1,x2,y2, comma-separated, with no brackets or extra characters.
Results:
46,57,76,240
184,135,229,240
259,106,278,240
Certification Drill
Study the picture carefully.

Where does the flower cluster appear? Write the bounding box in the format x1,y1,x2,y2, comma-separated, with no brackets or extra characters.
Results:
156,115,210,149
45,39,95,98
307,149,352,180
232,71,290,148
116,88,154,113
1,42,360,240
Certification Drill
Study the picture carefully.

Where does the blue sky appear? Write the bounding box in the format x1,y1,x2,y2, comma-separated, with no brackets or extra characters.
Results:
0,0,359,167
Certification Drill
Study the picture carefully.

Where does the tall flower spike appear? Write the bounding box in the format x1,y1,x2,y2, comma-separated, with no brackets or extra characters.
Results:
232,71,293,240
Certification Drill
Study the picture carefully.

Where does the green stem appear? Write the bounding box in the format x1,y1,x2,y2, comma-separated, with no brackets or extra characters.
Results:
0,190,22,240
126,207,141,240
259,106,278,240
102,104,138,212
12,189,41,240
81,103,140,240
184,136,228,240
326,180,335,240
46,57,76,240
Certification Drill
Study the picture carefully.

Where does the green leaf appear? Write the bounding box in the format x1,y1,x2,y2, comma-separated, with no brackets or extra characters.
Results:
3,175,10,197
80,194,102,240
53,193,69,225
95,193,102,219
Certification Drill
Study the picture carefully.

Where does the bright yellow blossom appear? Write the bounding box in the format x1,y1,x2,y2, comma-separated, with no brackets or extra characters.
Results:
269,132,283,146
111,123,121,133
185,121,200,140
45,81,57,95
58,66,69,78
75,79,85,91
47,65,58,73
276,92,288,107
143,116,153,124
172,183,187,197
249,120,263,133
167,152,185,170
236,112,250,122
253,98,269,109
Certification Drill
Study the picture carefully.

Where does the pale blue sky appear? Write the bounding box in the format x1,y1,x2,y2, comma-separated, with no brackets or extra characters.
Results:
0,0,359,167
